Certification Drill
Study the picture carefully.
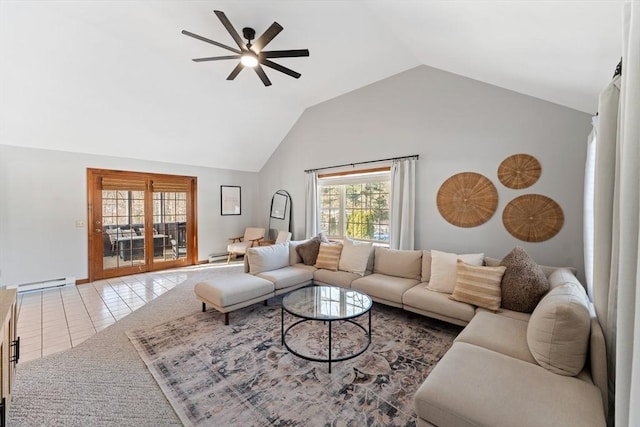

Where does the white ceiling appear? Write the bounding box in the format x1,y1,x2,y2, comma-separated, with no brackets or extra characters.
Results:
0,1,625,172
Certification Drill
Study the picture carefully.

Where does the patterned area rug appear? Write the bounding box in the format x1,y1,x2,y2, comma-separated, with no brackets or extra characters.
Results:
127,298,461,426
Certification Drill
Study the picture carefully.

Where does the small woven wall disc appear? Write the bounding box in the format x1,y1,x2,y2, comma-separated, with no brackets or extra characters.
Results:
498,153,541,189
502,194,564,242
437,172,498,227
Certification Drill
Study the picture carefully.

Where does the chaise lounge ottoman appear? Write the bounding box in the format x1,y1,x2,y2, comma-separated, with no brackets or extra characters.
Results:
194,273,274,325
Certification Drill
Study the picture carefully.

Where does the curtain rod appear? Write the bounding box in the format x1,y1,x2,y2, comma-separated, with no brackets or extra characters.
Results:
304,154,419,173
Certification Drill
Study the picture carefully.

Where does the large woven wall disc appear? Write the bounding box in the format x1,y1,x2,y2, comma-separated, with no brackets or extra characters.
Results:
498,154,541,189
437,172,498,227
502,194,564,242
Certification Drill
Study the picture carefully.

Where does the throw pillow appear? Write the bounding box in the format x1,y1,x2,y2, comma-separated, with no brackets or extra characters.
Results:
246,243,290,275
373,247,423,280
296,237,321,265
338,238,373,276
449,260,506,311
500,247,550,313
314,243,343,271
427,249,484,294
527,283,591,376
317,232,330,244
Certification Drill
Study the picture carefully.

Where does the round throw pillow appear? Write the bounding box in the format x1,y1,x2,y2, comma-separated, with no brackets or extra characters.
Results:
527,284,591,376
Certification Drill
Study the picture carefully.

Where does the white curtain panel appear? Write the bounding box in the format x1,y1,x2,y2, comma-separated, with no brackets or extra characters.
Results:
590,3,640,425
583,117,597,300
304,171,319,238
389,158,416,250
614,3,640,426
591,73,620,422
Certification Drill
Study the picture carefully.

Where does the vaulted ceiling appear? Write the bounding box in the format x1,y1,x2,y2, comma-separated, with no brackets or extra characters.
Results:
0,1,624,172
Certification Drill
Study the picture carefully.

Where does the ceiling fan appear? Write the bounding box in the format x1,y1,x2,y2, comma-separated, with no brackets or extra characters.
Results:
182,10,310,87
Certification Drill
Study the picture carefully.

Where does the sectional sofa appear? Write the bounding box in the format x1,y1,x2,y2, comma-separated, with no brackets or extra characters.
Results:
195,239,607,426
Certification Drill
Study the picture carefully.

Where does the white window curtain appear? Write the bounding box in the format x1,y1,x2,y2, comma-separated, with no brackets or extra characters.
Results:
389,158,416,250
591,71,620,426
613,3,640,425
304,171,319,238
583,116,597,300
588,3,640,426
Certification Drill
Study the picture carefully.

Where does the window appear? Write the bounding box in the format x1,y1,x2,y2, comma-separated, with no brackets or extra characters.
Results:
319,170,390,242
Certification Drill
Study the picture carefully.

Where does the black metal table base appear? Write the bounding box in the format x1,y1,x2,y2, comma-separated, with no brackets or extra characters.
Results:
281,305,372,373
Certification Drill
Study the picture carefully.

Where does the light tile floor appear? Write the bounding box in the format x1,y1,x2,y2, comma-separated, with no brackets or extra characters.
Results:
16,267,198,362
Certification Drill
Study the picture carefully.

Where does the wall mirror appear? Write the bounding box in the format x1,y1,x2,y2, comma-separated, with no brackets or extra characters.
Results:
268,190,292,241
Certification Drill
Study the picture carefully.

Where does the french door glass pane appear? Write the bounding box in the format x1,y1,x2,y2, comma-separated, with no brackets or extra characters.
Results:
153,191,187,262
102,190,146,270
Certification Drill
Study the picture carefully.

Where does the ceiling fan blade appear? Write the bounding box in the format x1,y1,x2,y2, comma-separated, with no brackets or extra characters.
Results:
254,65,272,86
250,22,283,53
193,55,240,62
181,30,240,54
260,49,310,59
227,62,245,80
214,10,247,51
261,59,301,79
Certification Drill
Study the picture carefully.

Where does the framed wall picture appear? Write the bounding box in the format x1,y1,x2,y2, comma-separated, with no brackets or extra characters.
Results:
270,192,288,219
221,185,241,215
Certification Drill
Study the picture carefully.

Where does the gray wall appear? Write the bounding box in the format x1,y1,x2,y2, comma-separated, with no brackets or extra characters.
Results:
258,65,592,278
0,144,258,288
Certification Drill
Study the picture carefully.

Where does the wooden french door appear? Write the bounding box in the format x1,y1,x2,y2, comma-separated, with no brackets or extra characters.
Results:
87,169,198,281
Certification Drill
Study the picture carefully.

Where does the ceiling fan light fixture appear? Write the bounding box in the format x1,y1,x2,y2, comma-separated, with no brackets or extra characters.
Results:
240,53,258,68
183,10,309,86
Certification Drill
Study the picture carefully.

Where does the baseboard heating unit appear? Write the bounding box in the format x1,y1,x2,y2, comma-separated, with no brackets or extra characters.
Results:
8,277,76,293
208,254,228,263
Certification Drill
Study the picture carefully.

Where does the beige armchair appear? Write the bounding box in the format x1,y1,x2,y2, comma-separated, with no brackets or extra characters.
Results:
227,227,265,263
259,230,292,246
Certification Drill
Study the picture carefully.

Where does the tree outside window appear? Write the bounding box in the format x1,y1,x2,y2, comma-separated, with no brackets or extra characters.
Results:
319,173,390,242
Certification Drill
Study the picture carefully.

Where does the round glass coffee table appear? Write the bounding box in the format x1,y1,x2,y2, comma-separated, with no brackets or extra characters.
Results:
281,285,372,373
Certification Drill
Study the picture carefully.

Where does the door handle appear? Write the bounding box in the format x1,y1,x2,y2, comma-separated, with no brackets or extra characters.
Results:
95,229,102,233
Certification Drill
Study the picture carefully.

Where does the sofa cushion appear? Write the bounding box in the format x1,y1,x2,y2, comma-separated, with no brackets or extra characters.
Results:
257,266,314,291
351,273,419,306
455,311,536,364
450,260,506,311
194,274,274,308
402,283,476,324
427,249,484,294
414,342,606,427
313,269,361,288
338,238,373,276
476,306,532,322
295,237,321,265
499,247,550,313
246,244,289,275
373,247,422,280
527,283,591,376
548,267,585,291
314,242,343,271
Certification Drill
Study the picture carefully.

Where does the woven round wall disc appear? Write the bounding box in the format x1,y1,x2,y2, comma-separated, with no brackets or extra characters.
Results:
437,172,498,227
498,154,541,189
502,194,564,242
